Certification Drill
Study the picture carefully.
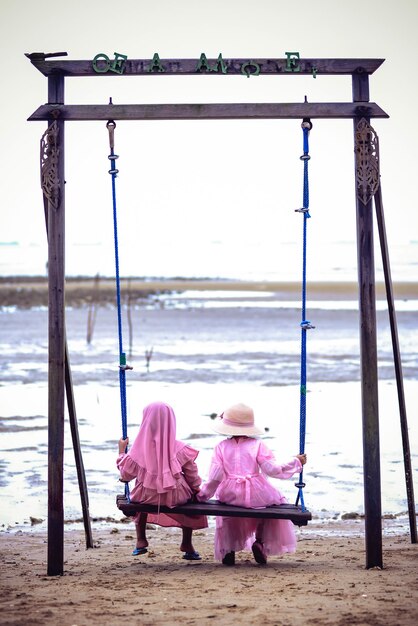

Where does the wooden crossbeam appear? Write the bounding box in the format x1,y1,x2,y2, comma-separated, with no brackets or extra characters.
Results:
28,102,389,122
25,54,385,77
116,495,312,526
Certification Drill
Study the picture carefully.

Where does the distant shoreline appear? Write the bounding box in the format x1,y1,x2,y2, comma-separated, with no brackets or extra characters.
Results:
0,275,417,307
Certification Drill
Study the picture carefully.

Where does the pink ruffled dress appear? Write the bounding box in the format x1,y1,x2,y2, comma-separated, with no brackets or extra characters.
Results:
117,402,208,530
197,436,302,560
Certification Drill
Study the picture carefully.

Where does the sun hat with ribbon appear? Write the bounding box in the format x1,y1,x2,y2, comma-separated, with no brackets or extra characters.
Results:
212,403,264,436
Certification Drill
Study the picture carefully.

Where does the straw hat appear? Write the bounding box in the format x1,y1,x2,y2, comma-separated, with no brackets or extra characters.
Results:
212,403,264,436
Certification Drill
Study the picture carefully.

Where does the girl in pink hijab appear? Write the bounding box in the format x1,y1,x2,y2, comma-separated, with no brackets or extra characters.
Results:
117,401,208,560
197,403,307,566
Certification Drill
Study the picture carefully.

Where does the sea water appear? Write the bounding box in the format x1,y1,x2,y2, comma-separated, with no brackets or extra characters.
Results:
0,288,417,531
1,238,418,282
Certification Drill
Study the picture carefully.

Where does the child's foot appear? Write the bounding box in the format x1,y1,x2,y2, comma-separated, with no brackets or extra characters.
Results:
222,551,235,566
252,541,267,565
182,551,202,561
180,541,202,560
133,539,148,555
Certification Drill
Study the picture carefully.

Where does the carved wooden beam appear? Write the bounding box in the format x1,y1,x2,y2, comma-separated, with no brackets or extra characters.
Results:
28,102,389,122
25,54,385,77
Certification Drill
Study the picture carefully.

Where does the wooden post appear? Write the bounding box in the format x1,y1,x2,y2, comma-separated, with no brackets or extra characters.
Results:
47,74,66,576
352,71,383,569
42,191,94,551
374,186,417,543
64,343,94,548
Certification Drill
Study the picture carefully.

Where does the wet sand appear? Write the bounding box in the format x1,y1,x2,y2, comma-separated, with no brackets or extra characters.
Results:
1,275,418,308
0,523,417,626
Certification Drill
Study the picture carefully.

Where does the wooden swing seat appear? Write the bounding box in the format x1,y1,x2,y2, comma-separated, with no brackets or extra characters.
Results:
116,494,311,526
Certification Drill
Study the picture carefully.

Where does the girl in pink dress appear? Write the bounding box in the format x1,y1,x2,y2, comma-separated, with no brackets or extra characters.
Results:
117,401,208,560
197,403,307,565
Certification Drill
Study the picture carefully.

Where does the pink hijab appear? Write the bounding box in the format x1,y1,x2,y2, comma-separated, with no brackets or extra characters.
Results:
127,401,184,493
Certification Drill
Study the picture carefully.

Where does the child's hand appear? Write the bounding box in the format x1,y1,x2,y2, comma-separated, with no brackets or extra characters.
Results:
118,437,129,454
296,453,307,466
190,487,202,503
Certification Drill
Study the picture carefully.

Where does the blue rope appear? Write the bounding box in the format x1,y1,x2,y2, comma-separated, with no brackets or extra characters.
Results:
107,120,130,500
295,121,313,511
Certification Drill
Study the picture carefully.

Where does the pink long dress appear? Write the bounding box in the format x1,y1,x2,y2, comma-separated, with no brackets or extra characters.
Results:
117,402,208,530
197,436,302,560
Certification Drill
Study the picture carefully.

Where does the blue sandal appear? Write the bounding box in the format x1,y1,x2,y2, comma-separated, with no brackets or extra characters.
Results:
132,547,148,556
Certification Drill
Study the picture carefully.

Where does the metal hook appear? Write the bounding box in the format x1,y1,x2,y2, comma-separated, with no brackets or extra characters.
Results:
301,117,313,131
106,119,116,150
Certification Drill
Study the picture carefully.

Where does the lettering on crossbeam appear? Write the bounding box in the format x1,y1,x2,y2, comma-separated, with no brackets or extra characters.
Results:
92,52,128,75
92,51,318,78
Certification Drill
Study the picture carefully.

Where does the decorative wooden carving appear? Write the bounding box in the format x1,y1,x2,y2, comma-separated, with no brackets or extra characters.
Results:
40,121,61,210
355,118,380,204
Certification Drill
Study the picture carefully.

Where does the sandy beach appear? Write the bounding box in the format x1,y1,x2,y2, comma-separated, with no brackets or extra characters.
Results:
1,522,417,626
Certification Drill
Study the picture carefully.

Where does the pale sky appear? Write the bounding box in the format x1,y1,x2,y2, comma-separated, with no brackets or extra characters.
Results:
1,0,417,279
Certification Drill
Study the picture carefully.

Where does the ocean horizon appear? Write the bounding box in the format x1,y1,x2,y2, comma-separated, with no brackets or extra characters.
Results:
1,238,418,283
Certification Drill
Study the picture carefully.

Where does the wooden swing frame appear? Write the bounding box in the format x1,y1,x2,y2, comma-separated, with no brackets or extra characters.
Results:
26,51,416,575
